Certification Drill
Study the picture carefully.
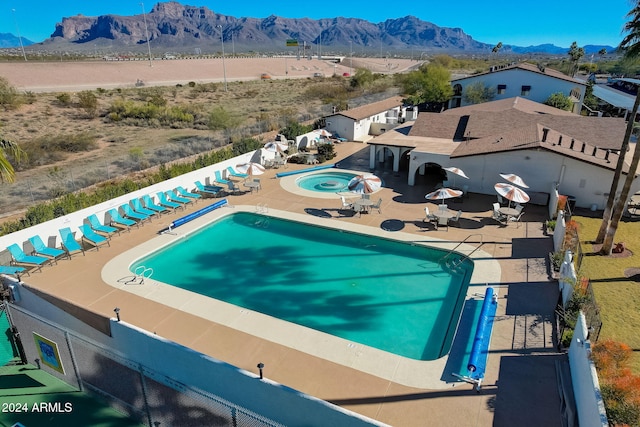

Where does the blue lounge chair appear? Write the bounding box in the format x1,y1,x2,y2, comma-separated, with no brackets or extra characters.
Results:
130,198,158,217
0,265,27,277
7,243,49,272
166,190,192,205
107,208,137,231
214,170,231,186
156,192,183,210
120,203,151,223
59,227,85,256
194,181,223,197
87,214,118,237
28,235,67,262
142,194,169,214
176,186,201,200
78,224,110,250
226,166,248,179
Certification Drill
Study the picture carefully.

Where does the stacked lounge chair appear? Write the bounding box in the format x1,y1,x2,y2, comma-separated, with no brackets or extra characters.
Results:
214,170,231,186
120,203,152,224
156,192,183,211
131,198,158,218
166,190,192,206
176,186,201,201
194,181,223,197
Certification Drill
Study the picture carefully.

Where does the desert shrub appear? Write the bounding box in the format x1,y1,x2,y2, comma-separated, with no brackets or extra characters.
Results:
0,77,22,110
208,106,242,131
592,340,640,426
317,143,336,161
231,138,262,156
280,121,313,140
20,133,98,168
56,92,72,106
77,90,98,117
23,91,36,104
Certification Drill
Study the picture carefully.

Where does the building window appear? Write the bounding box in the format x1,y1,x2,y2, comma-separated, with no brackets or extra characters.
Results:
497,84,507,95
521,85,531,96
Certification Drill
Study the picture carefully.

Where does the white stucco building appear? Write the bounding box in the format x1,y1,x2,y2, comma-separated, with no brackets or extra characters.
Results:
368,97,638,210
449,62,586,114
324,96,416,142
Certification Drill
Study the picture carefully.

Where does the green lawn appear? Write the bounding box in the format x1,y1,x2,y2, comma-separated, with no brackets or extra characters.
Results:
573,215,640,373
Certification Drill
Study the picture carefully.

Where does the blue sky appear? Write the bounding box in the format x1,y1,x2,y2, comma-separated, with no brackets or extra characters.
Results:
2,1,631,47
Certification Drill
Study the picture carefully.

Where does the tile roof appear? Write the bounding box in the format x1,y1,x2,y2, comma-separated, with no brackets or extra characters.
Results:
328,96,404,120
451,61,585,86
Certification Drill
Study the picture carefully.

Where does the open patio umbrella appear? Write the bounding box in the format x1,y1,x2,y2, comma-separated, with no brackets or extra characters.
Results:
348,174,382,194
263,141,288,153
444,166,469,187
425,187,463,206
499,173,529,188
236,162,266,177
314,129,332,138
494,182,530,208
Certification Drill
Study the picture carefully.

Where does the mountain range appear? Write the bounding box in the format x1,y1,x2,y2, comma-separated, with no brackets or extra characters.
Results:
0,32,34,48
0,2,615,55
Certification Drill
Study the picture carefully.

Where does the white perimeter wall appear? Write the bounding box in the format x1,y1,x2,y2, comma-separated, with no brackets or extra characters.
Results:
569,313,608,427
8,282,386,427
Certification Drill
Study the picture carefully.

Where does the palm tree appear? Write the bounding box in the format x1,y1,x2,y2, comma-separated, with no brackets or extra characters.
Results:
598,1,640,254
0,137,24,183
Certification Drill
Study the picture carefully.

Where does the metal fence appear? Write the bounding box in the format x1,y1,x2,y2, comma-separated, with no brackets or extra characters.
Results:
6,303,283,427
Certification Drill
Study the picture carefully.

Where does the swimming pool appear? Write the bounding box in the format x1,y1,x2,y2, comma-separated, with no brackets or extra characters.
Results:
295,171,358,193
131,211,473,361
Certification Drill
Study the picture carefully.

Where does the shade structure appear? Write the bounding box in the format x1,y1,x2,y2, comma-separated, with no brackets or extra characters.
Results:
444,166,469,187
348,174,382,194
263,141,288,153
235,162,265,176
425,187,463,205
499,173,529,188
494,182,530,207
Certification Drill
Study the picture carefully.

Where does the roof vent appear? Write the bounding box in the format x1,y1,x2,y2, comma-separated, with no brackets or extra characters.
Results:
570,139,575,150
542,128,549,142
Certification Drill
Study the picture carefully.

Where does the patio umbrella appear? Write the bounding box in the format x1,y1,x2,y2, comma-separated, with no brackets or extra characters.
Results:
314,129,332,138
499,173,529,188
263,141,288,153
494,182,530,208
425,187,463,206
235,162,266,177
444,166,469,187
348,174,382,194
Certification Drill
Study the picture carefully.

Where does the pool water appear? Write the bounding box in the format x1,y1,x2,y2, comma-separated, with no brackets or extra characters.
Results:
132,212,473,360
295,171,358,193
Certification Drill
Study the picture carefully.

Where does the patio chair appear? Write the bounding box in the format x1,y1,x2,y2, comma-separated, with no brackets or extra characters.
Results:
59,227,85,257
449,210,462,227
79,224,110,250
121,203,152,223
497,195,506,205
107,208,137,231
194,181,224,197
167,190,193,206
509,211,525,227
0,265,27,277
424,207,438,223
176,186,202,201
28,235,67,262
492,202,501,212
226,181,242,195
214,170,231,186
87,214,119,237
492,209,507,225
131,198,159,218
437,215,449,231
340,196,354,210
226,166,248,179
156,192,184,211
370,198,383,214
272,156,286,168
7,243,50,272
142,195,169,214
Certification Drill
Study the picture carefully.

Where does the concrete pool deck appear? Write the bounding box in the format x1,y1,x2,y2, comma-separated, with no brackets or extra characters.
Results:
20,142,564,427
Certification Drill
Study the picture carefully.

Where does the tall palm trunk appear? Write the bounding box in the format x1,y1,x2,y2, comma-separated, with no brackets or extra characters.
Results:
600,133,640,254
596,89,640,243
